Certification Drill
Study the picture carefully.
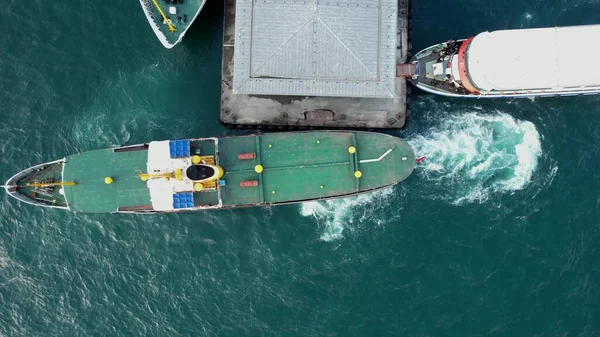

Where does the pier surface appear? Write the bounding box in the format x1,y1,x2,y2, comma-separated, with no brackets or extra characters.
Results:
220,0,411,129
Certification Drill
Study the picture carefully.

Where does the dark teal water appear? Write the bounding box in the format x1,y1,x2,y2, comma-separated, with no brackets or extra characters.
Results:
1,1,599,336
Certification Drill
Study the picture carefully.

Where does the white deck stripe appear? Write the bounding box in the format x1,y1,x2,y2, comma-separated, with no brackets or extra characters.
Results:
359,148,393,163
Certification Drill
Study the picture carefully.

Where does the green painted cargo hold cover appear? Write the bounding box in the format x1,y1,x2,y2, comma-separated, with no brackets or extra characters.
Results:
218,132,415,206
62,149,151,212
5,131,416,213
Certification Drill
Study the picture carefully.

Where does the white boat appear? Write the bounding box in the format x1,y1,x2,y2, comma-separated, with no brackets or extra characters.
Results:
139,0,208,49
408,25,600,98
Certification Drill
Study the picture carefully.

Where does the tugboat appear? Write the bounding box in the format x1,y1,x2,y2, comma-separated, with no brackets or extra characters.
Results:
139,0,208,48
408,25,600,98
4,131,415,213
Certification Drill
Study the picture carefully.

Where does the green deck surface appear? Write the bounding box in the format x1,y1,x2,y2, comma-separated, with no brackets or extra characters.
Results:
62,149,150,212
218,131,415,207
192,139,216,156
53,131,414,213
143,0,203,45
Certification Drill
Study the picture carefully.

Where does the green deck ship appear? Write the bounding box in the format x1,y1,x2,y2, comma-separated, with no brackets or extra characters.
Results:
4,131,415,213
139,0,207,48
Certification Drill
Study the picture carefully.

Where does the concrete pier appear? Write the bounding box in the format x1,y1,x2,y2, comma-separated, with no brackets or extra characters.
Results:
220,0,412,129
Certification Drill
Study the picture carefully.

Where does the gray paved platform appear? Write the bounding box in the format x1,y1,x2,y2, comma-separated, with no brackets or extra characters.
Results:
220,0,411,129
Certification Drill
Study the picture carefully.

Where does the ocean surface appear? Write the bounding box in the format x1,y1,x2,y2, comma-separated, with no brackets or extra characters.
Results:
1,0,599,336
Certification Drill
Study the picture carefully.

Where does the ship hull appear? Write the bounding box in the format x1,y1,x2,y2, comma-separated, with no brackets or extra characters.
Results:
409,25,600,98
413,80,600,99
116,183,401,214
5,131,416,214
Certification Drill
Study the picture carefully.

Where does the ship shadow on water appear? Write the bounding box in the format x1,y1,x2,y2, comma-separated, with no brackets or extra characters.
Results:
182,0,224,46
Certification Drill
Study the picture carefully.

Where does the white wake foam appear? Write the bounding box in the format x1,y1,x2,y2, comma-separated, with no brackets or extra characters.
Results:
299,111,543,240
300,187,395,242
409,112,542,204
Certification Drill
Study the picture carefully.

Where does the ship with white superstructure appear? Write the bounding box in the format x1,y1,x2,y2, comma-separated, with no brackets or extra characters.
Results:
408,24,600,98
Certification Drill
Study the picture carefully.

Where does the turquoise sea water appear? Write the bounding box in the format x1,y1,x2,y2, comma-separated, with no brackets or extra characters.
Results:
1,0,599,336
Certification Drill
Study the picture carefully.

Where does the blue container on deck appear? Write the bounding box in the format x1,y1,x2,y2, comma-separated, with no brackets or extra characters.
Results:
172,193,194,209
169,140,190,158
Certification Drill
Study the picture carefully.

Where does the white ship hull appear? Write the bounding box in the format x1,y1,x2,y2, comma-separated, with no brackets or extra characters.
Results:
409,25,600,98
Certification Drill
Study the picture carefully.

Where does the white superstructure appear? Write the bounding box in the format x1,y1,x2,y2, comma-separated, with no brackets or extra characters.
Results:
467,25,600,92
146,141,195,211
409,24,600,98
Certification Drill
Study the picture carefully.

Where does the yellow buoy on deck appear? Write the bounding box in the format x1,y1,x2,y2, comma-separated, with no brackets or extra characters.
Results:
194,183,204,192
348,146,356,154
192,155,201,164
104,177,114,184
255,165,263,173
354,170,362,178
